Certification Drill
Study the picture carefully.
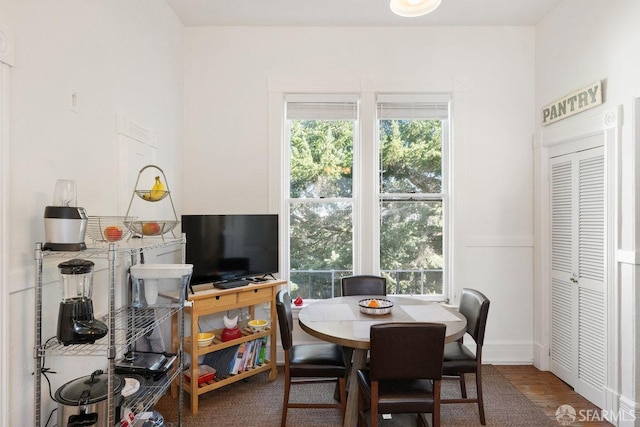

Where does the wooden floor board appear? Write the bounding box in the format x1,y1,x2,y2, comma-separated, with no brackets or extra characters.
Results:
495,365,614,426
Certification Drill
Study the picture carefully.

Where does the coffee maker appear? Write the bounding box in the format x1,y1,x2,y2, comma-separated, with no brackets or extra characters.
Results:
44,179,88,251
56,259,108,346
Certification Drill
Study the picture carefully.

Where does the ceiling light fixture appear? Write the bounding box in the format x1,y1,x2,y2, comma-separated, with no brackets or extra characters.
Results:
390,0,442,17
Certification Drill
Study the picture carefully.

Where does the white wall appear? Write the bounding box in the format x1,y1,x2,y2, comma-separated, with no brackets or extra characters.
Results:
535,0,640,423
182,26,537,363
0,0,184,424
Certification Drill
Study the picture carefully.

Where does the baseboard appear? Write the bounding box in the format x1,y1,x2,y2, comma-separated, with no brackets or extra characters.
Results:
533,341,550,370
616,393,640,426
482,341,534,365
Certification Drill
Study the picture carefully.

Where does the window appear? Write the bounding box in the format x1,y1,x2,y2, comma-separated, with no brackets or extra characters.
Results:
377,94,449,296
284,93,449,299
285,95,357,298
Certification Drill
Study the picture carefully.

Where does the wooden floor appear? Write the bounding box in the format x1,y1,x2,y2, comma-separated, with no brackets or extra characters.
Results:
495,365,614,426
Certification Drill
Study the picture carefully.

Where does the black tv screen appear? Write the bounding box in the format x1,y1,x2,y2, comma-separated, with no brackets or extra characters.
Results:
181,214,279,285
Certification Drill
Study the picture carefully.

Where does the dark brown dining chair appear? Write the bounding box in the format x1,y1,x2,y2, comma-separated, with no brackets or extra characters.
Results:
341,275,387,297
357,322,446,427
442,288,490,425
340,274,387,368
275,290,347,427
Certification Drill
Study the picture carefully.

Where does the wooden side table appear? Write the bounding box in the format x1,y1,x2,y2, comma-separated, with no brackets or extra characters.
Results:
165,279,285,414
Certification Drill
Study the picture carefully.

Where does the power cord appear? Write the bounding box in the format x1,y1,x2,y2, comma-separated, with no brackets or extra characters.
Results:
44,407,57,427
40,336,59,427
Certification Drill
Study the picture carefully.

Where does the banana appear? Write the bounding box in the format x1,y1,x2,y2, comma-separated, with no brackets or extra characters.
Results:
145,176,166,201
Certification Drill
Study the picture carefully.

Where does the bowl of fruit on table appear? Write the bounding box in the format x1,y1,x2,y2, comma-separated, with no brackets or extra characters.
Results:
358,298,394,315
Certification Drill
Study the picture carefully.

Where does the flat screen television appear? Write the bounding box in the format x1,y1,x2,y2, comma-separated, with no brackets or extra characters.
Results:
181,214,279,285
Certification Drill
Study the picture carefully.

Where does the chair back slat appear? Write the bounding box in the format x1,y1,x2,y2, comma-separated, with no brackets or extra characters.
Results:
341,275,387,296
369,322,446,381
459,288,490,346
276,290,294,351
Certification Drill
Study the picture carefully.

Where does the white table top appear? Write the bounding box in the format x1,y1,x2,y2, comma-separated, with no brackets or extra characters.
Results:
298,295,467,349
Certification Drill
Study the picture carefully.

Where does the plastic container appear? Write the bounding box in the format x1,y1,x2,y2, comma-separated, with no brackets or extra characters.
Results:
184,365,216,384
129,264,193,307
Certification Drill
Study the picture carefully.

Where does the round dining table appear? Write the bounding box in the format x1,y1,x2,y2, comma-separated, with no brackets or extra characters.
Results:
298,295,467,427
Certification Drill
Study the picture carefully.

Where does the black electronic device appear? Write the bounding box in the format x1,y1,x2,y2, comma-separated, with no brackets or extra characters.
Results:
181,214,279,286
213,279,251,289
115,351,176,380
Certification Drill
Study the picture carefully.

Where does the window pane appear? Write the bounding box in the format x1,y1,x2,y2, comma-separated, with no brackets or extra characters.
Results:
289,201,353,298
289,271,353,300
380,200,443,295
380,119,442,194
289,120,353,198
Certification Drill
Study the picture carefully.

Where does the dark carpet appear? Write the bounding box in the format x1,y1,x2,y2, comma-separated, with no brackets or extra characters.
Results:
155,365,555,426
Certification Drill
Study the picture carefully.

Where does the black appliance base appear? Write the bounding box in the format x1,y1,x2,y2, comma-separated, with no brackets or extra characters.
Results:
44,242,87,251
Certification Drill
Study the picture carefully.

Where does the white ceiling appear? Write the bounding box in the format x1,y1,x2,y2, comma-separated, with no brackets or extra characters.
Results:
165,0,564,27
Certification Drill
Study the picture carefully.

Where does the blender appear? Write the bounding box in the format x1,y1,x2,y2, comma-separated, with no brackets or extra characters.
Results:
56,259,108,346
44,179,88,251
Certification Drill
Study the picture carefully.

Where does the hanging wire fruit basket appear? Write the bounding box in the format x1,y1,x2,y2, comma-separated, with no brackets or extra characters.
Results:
134,189,170,202
124,165,179,241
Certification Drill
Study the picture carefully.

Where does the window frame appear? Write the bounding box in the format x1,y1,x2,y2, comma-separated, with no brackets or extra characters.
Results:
268,79,455,302
284,94,360,298
376,93,451,300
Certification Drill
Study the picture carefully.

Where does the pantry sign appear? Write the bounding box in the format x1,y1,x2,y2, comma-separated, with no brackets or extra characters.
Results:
542,81,602,126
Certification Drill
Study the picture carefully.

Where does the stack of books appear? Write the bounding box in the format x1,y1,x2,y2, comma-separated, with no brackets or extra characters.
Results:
230,336,270,375
201,336,270,379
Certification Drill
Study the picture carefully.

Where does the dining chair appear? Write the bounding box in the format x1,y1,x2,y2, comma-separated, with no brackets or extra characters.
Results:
341,275,387,297
339,275,387,377
441,288,490,425
356,322,446,427
275,290,347,427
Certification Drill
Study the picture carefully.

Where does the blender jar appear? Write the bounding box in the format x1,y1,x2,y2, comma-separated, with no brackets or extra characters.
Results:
59,259,94,301
53,179,77,207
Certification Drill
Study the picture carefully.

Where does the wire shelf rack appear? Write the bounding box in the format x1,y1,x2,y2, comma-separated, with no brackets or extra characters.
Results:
43,305,180,356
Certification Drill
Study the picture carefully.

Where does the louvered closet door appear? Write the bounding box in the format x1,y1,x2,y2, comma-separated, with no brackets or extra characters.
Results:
550,145,605,408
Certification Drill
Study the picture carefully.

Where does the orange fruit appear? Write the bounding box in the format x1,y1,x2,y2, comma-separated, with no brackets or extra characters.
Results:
368,299,379,308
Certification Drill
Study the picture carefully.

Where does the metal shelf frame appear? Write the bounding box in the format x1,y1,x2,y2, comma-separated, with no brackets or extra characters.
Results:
33,237,186,427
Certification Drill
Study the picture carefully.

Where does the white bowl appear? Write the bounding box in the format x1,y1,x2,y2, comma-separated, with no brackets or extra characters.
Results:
197,332,214,347
358,298,394,315
248,319,269,333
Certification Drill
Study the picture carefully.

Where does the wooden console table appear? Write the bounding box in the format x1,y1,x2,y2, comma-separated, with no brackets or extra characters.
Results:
164,279,284,414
